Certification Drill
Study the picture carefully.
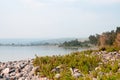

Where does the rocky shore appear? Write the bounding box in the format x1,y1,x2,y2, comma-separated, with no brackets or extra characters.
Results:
1,51,120,80
0,59,39,80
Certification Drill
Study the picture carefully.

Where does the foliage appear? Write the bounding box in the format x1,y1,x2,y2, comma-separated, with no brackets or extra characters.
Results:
89,34,100,45
116,27,120,34
59,39,82,47
59,39,90,47
33,50,101,79
60,27,120,48
88,27,120,47
114,33,120,47
33,49,120,79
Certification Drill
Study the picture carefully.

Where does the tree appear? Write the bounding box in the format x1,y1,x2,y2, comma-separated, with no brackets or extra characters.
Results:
99,34,107,47
89,34,99,45
60,39,82,47
103,30,116,46
88,27,120,47
116,27,120,34
114,33,120,47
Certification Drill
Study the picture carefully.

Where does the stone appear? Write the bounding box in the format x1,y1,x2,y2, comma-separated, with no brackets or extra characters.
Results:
2,68,9,74
70,67,82,78
9,68,15,74
54,73,60,79
95,66,101,71
0,74,3,78
93,78,97,80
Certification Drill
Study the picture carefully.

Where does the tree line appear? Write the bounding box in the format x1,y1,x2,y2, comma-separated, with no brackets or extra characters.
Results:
89,27,120,47
59,39,89,47
60,27,120,48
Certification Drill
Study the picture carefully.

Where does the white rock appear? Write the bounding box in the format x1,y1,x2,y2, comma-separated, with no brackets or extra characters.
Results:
93,78,97,80
54,73,60,79
2,68,9,74
40,77,49,80
73,72,81,78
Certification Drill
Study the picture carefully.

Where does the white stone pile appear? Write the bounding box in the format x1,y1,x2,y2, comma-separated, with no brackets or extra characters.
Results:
0,60,39,80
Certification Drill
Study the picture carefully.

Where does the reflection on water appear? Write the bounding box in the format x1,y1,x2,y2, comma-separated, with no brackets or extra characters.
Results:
62,47,79,50
0,45,87,62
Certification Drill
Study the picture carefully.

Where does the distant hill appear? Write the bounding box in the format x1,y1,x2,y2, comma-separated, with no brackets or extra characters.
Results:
0,38,88,46
0,39,41,45
31,38,88,45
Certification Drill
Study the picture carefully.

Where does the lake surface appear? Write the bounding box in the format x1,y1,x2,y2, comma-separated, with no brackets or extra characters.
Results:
0,45,87,62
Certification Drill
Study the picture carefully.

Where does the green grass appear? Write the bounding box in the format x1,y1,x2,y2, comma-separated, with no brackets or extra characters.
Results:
33,48,120,80
33,50,101,79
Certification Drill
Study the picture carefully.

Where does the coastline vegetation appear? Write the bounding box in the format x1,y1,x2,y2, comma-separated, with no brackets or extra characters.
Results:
33,27,120,80
33,49,120,80
60,27,120,48
59,39,90,48
89,27,120,47
33,50,101,79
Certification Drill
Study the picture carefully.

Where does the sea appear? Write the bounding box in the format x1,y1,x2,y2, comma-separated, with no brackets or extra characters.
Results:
0,39,88,62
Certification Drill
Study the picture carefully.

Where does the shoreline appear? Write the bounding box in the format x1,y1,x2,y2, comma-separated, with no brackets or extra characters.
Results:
1,49,120,79
0,58,33,63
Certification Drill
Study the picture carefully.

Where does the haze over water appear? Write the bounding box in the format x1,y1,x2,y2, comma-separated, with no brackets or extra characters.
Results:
0,45,86,62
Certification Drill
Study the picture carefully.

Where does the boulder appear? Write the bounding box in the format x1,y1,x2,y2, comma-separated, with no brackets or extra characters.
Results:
2,68,9,74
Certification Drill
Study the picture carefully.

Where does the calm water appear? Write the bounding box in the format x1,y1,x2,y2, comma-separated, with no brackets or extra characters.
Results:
0,45,87,62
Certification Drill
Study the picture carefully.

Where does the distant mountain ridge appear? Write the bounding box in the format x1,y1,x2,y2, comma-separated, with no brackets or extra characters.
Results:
0,38,88,45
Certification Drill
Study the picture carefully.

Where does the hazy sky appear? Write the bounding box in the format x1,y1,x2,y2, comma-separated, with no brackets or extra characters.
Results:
0,0,120,39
